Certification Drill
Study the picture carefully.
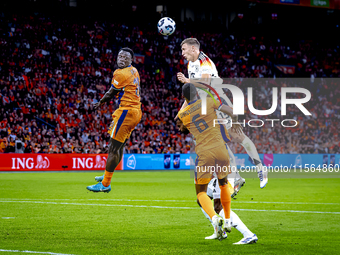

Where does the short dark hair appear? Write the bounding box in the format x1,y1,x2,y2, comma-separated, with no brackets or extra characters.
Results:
180,38,200,49
182,83,197,102
119,47,134,59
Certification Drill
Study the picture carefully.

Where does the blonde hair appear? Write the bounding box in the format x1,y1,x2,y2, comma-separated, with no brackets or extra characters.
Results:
180,38,200,49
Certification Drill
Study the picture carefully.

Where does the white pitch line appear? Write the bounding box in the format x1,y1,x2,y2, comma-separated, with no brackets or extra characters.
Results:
1,198,339,205
86,200,340,205
0,198,193,202
1,200,340,214
87,199,195,202
233,208,340,215
232,201,340,205
0,249,75,255
0,201,195,210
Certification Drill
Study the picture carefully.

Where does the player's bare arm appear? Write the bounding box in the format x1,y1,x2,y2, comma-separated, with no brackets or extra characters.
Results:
177,72,190,83
93,87,119,109
230,123,243,136
177,73,211,89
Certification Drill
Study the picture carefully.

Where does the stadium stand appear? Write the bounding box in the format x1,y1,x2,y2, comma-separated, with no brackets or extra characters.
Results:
0,11,339,154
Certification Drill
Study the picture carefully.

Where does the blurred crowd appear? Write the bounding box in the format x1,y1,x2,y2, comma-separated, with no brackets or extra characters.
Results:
0,11,339,155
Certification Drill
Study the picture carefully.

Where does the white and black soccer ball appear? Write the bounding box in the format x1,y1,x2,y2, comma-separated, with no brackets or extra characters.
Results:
157,17,176,36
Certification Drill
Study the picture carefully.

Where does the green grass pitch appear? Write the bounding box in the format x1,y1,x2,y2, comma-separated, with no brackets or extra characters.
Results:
0,170,340,255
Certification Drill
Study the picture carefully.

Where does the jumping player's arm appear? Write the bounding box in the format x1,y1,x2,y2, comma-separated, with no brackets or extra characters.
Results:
94,71,126,109
177,73,211,89
94,87,120,109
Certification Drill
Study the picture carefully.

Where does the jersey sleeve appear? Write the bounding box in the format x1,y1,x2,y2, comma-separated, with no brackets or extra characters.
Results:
200,59,213,75
178,109,190,128
111,70,126,90
178,109,184,122
177,111,188,133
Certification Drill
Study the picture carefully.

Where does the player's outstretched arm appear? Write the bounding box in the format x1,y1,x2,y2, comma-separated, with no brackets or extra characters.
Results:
93,87,119,109
177,72,211,89
177,72,190,84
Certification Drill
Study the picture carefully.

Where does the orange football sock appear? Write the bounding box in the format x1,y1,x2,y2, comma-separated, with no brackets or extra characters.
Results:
220,184,231,219
197,192,216,220
102,170,114,187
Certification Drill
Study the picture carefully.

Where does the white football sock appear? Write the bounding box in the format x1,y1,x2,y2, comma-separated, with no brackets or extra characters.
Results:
201,207,213,225
219,209,254,238
240,136,262,166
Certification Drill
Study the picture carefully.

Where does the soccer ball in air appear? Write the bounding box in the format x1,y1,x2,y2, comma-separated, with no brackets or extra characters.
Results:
157,17,176,36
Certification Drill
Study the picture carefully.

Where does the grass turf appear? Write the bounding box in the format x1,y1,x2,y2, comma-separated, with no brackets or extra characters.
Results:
0,170,339,255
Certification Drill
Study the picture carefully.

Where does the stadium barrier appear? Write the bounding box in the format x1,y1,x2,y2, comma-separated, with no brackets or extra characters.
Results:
0,154,123,171
122,153,340,171
232,153,339,171
1,153,339,171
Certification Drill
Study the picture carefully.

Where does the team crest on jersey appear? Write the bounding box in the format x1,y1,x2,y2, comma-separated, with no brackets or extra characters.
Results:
194,65,199,72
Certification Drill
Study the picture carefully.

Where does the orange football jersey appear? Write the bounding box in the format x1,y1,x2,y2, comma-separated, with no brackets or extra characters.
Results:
111,65,141,109
178,97,230,155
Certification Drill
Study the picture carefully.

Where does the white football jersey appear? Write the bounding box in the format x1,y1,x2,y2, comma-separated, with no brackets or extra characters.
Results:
187,51,219,79
188,51,233,129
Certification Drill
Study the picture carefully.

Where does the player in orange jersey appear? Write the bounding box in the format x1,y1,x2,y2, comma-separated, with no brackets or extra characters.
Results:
87,48,142,193
176,83,241,240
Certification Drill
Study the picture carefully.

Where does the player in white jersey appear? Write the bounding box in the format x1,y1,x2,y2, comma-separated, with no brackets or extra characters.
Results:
177,38,268,189
187,51,219,79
